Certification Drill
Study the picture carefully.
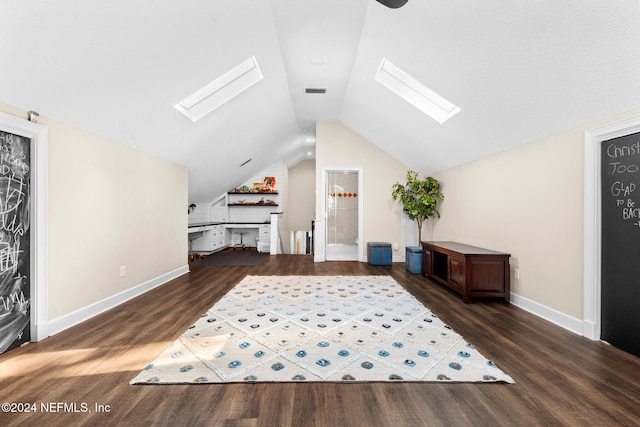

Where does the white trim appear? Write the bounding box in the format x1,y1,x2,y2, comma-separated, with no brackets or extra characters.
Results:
510,292,583,336
375,58,460,124
401,213,407,251
313,218,325,262
269,213,282,255
320,167,364,262
174,56,263,122
583,115,640,340
45,265,189,337
0,111,48,343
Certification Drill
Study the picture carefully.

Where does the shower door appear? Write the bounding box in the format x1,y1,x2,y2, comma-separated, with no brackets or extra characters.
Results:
325,170,360,260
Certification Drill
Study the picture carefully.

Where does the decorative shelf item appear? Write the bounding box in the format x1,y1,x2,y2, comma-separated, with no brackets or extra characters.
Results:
228,191,278,195
231,176,277,194
228,203,279,207
228,194,277,207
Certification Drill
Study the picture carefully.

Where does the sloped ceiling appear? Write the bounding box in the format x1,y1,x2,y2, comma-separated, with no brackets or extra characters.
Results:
1,1,639,202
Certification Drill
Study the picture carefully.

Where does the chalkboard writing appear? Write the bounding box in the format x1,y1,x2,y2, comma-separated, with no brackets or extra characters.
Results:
0,129,30,354
604,139,640,226
601,131,640,358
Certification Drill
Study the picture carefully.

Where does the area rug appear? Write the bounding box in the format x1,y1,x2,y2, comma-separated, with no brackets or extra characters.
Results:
130,275,514,384
193,250,268,266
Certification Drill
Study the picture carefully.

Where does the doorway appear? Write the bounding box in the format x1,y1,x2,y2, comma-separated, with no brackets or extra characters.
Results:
584,115,640,357
599,132,640,357
324,169,362,261
0,111,47,355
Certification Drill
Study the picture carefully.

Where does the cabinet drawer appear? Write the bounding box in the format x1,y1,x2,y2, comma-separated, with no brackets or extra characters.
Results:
468,258,507,293
448,257,465,293
423,247,432,275
259,225,270,242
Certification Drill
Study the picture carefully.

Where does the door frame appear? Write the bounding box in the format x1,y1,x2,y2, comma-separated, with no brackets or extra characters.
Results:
583,114,640,340
318,167,363,262
0,111,48,343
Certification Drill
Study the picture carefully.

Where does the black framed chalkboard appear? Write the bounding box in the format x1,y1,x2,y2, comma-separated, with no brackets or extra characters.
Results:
0,129,31,354
600,131,640,358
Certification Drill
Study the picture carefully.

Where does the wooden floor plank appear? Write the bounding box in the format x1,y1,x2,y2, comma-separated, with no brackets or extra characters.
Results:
1,255,639,426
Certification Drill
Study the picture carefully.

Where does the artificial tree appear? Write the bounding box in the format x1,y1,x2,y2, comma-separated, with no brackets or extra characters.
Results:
391,170,444,242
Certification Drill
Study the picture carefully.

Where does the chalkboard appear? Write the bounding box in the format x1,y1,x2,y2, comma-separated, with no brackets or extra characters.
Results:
601,131,640,358
0,129,31,354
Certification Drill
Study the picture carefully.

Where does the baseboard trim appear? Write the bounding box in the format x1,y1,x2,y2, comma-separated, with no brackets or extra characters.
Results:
582,320,598,340
45,265,190,338
510,292,583,336
360,255,404,264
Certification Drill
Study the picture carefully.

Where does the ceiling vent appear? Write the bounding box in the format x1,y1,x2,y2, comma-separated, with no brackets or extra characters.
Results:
174,56,263,122
375,58,460,124
305,88,327,94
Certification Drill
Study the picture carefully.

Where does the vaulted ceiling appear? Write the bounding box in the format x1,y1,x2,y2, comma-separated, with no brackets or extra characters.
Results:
2,1,639,201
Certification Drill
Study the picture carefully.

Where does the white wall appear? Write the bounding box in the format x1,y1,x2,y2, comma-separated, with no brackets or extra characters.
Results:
279,163,289,255
0,102,188,331
433,108,640,321
315,121,409,260
187,204,211,224
288,160,316,232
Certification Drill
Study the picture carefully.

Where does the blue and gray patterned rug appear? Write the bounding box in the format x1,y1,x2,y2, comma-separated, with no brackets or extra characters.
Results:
131,275,514,384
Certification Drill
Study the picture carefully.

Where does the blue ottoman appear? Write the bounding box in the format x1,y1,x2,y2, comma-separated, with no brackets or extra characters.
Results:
368,242,392,266
405,246,423,274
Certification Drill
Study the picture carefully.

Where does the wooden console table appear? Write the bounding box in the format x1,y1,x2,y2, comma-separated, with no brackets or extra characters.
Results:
421,241,511,303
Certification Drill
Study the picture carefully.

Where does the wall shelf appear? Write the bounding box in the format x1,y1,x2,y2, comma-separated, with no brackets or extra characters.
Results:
226,188,279,223
228,203,279,207
228,191,278,195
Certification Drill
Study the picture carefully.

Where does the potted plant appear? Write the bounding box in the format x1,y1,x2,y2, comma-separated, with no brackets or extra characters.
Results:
392,170,444,243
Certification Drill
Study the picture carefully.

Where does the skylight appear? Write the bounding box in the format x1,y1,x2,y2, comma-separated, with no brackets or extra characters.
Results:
174,56,263,122
374,59,460,124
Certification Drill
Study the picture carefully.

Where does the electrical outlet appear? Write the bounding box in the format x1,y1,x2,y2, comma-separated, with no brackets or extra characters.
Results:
120,266,126,277
514,268,520,280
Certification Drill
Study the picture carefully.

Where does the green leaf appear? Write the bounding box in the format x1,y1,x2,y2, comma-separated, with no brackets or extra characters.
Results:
391,170,444,239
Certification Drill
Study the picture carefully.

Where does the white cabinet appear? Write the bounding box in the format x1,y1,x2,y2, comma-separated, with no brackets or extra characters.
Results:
211,225,227,250
190,224,228,252
210,206,227,222
258,224,271,253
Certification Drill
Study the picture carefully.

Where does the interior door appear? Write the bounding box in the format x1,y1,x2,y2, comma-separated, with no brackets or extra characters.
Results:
600,133,640,358
325,170,359,261
0,129,31,354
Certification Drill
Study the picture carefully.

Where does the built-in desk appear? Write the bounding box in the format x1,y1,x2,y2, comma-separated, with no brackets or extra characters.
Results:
224,223,271,252
188,222,227,252
188,219,279,254
421,241,511,303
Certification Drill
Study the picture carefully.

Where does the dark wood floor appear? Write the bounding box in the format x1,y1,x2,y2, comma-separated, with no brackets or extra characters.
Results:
1,255,639,426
